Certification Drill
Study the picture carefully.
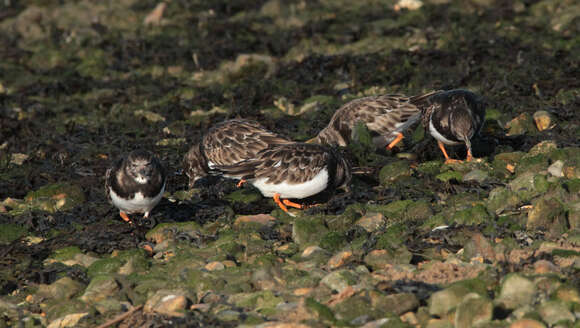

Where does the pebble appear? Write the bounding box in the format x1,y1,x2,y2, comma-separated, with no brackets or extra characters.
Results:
205,261,225,271
47,312,89,328
538,301,575,326
509,319,546,328
144,290,191,317
533,110,553,131
355,212,385,232
495,274,536,310
327,251,353,269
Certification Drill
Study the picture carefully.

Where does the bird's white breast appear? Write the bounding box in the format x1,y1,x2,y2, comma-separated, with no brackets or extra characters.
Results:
429,118,460,145
109,183,165,214
252,169,329,199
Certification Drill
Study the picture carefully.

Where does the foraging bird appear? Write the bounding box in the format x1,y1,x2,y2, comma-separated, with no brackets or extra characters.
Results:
309,91,441,150
183,119,293,188
105,150,166,224
421,89,486,163
212,143,351,216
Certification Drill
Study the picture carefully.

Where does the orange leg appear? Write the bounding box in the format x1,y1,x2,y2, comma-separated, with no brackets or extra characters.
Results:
386,133,404,150
119,211,133,224
236,179,246,188
466,149,473,162
273,193,290,214
283,199,304,209
438,141,461,164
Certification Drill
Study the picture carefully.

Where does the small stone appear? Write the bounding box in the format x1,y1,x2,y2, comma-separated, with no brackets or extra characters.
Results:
533,110,553,131
509,319,546,328
145,292,189,317
360,318,391,328
10,153,29,165
400,312,418,325
527,140,558,156
372,292,419,316
234,214,276,228
301,246,329,258
80,276,120,304
47,312,89,328
506,113,536,136
495,274,536,310
428,284,471,317
328,251,354,269
547,160,564,177
537,301,575,326
222,260,236,268
364,247,412,270
534,260,559,274
527,197,565,231
37,277,84,300
379,161,412,184
394,0,423,11
355,212,385,232
321,269,358,293
294,288,313,296
205,261,225,271
216,309,242,321
462,232,495,263
462,169,489,183
134,109,166,122
454,293,492,328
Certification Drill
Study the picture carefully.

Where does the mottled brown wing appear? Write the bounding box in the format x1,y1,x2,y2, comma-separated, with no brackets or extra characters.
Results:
328,94,424,138
203,119,292,167
215,143,330,185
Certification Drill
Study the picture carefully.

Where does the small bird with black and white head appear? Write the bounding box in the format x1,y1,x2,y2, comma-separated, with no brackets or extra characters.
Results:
421,89,486,163
105,149,166,224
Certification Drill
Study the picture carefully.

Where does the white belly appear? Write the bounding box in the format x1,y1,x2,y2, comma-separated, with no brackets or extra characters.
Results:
252,169,329,199
109,183,165,214
429,119,460,145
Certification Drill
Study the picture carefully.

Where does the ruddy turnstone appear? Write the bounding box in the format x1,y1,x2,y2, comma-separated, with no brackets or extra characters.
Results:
183,119,293,188
105,150,166,223
212,143,351,216
309,91,441,150
421,89,486,163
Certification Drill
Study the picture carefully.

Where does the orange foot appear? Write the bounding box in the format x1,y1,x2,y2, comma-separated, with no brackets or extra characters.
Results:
386,133,404,150
274,193,305,217
438,141,462,164
236,179,247,188
119,211,134,224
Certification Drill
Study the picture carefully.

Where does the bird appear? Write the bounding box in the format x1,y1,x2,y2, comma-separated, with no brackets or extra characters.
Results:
183,119,293,188
308,91,441,150
105,149,166,224
420,89,486,164
212,143,351,217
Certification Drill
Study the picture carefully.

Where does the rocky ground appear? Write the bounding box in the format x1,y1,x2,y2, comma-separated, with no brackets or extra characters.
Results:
1,0,579,327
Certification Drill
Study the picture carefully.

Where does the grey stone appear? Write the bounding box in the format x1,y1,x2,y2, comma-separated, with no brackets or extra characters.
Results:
355,212,385,232
79,275,119,304
537,301,575,326
462,169,489,183
37,277,84,300
321,269,358,293
548,160,565,177
429,284,471,317
144,289,192,317
495,274,536,310
454,293,492,328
